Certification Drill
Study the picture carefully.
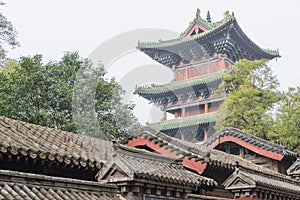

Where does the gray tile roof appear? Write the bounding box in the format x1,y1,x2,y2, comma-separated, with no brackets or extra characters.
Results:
209,149,291,178
287,158,300,177
224,168,300,197
0,116,113,170
97,143,216,187
204,127,298,158
126,126,210,161
126,126,300,183
0,169,123,200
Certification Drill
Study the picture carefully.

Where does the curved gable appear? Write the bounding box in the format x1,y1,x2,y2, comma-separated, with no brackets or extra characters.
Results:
204,127,297,161
125,127,208,174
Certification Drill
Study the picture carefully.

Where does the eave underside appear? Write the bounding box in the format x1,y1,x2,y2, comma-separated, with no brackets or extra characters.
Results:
166,96,225,112
138,20,279,67
150,112,216,131
135,76,221,108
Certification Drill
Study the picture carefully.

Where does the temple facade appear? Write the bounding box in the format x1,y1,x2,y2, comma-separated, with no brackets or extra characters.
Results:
1,9,299,200
1,116,299,200
135,9,280,142
126,126,300,200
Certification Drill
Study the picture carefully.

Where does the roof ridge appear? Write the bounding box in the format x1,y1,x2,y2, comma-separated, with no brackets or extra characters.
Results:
209,149,297,182
114,142,183,163
0,116,113,170
103,141,217,187
138,17,235,49
0,116,106,142
180,9,215,37
205,127,298,157
239,166,300,186
0,169,116,189
129,126,210,159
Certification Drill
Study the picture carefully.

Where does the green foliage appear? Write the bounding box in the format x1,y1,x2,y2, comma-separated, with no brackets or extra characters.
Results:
0,52,139,139
0,2,19,62
215,59,279,139
268,87,300,151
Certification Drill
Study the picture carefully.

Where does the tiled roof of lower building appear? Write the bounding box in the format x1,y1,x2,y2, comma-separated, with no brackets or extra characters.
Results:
208,149,291,178
0,116,113,171
126,127,300,195
204,127,298,159
0,169,123,200
224,167,300,197
125,127,299,177
98,143,216,187
126,126,210,161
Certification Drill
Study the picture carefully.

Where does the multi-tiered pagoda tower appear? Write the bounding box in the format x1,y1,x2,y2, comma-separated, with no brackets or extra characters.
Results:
135,9,279,142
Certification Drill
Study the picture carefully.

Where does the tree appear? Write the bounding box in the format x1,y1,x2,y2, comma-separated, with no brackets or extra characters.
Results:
0,52,139,139
215,59,279,139
0,2,19,62
268,87,300,151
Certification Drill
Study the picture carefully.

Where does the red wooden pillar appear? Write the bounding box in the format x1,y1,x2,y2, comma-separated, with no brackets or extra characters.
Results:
204,103,208,113
204,130,208,141
184,68,189,79
182,107,186,117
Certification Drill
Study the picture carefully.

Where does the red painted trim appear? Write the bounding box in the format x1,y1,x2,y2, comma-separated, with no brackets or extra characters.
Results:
182,157,206,174
127,137,178,158
187,23,208,36
127,137,207,174
208,136,284,161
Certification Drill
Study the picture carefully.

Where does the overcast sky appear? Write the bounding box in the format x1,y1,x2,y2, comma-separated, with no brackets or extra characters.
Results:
2,0,300,123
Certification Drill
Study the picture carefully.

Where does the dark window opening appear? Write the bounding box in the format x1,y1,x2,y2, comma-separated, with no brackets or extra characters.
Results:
230,146,240,155
190,28,204,36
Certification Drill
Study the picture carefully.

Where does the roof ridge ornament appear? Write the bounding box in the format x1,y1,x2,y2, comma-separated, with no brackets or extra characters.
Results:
206,10,211,23
196,8,201,19
224,10,230,18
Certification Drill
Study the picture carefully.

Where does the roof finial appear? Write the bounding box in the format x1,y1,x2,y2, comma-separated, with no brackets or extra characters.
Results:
224,10,230,18
196,8,201,19
206,10,211,23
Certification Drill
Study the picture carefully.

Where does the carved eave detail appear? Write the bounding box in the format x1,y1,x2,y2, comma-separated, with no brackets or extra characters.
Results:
287,158,300,180
96,158,134,183
223,171,256,191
